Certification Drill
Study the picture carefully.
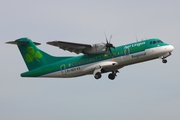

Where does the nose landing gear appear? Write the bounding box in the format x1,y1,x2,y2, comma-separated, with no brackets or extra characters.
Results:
162,59,167,63
161,52,172,64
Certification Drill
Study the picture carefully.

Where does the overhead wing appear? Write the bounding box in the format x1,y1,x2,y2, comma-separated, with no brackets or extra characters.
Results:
47,41,92,54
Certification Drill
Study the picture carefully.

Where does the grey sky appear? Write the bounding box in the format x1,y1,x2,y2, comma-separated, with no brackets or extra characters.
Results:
0,0,179,120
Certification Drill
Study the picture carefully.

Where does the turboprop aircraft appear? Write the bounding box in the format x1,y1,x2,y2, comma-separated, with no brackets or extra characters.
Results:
6,37,174,80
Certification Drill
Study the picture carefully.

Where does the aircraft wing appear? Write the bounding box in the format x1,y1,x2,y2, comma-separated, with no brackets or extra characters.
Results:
47,41,92,54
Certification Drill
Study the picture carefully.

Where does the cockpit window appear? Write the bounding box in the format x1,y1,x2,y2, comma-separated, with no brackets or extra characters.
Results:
150,40,163,45
157,40,163,43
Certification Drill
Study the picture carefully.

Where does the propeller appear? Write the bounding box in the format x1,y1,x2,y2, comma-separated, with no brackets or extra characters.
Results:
104,34,116,54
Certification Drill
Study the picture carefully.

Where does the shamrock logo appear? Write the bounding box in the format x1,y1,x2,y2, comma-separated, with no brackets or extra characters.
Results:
25,46,42,62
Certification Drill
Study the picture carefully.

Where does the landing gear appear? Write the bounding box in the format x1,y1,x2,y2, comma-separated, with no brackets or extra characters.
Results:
108,73,115,80
108,70,119,80
94,70,119,80
162,59,167,63
94,72,102,79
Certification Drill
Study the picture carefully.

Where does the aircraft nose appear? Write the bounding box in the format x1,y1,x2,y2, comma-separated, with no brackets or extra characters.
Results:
169,45,174,52
170,45,174,51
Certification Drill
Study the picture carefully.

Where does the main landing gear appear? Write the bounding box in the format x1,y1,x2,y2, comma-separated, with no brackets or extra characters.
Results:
94,72,102,79
108,73,116,80
108,70,119,80
94,70,119,80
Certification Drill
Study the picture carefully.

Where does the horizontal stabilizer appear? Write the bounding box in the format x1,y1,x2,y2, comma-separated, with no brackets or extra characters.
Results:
6,41,41,45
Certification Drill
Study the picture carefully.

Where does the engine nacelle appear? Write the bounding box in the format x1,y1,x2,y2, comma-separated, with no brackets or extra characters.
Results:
83,43,106,54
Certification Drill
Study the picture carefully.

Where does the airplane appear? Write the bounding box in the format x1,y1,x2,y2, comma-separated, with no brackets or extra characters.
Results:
6,37,174,80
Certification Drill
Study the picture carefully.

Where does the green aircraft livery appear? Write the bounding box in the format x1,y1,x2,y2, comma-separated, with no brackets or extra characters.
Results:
6,37,174,80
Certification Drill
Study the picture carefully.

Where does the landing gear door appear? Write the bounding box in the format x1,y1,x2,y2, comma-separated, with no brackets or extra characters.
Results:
60,64,67,75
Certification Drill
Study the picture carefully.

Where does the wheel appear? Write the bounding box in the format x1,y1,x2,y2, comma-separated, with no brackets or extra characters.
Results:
94,72,102,79
162,59,167,63
108,73,115,80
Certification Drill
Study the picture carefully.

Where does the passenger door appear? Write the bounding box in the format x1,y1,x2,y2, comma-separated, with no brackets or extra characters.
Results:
60,64,67,75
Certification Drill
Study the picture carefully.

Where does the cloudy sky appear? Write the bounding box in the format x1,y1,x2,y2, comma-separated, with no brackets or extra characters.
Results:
0,0,179,120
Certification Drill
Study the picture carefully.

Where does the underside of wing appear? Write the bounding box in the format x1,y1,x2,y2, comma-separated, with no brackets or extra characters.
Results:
47,41,92,54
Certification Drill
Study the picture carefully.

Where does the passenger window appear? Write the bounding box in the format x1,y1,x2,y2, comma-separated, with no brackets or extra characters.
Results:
150,41,153,44
153,41,156,44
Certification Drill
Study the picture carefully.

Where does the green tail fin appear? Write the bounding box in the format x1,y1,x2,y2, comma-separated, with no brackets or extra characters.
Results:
6,38,72,71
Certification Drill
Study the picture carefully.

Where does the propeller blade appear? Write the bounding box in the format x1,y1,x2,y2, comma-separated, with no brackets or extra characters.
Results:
104,33,109,44
103,33,115,55
109,35,112,43
106,47,109,52
112,45,116,49
109,48,112,54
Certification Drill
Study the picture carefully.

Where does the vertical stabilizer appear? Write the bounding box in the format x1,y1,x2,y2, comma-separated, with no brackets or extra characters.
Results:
6,38,73,71
7,38,46,70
